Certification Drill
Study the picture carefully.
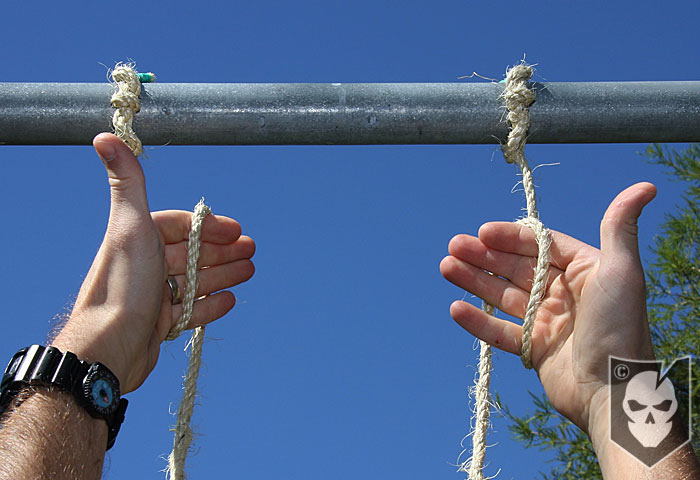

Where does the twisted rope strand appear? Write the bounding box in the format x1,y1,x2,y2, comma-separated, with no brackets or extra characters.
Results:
107,64,210,479
500,63,551,369
465,62,550,480
166,199,212,341
166,199,212,480
458,303,494,480
515,216,551,368
110,64,144,157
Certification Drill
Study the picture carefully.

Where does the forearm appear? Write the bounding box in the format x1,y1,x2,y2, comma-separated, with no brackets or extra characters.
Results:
0,388,107,480
589,395,700,479
594,436,699,479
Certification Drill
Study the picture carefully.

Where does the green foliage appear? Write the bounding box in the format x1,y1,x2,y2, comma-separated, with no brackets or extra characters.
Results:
497,392,602,479
500,144,700,477
644,144,700,456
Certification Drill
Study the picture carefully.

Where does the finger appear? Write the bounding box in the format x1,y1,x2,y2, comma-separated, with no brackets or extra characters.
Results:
171,291,237,329
600,182,657,261
440,255,530,319
450,300,522,355
152,210,243,245
93,133,150,217
478,222,595,270
165,235,256,273
171,259,255,298
447,234,564,292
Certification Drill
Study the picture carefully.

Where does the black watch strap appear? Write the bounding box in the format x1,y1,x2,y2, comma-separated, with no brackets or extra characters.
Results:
0,345,127,450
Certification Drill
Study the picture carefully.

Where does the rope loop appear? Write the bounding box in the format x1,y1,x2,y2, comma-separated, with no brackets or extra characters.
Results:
465,61,550,480
500,62,551,370
165,199,212,480
515,216,551,369
165,199,212,341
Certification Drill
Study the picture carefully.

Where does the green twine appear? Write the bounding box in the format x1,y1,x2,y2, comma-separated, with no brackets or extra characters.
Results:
137,72,156,83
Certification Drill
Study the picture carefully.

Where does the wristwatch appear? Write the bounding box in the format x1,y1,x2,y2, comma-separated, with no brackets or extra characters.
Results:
0,345,128,450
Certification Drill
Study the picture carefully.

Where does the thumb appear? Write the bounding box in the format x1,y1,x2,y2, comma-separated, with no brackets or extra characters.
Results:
600,182,657,260
93,133,150,216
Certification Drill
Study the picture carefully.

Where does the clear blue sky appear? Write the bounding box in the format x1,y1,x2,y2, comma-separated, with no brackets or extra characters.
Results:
0,1,698,478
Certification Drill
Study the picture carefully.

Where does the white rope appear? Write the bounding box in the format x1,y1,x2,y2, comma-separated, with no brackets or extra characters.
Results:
108,65,210,478
500,63,551,369
463,62,551,480
166,199,211,480
459,303,494,480
110,64,144,157
165,199,212,341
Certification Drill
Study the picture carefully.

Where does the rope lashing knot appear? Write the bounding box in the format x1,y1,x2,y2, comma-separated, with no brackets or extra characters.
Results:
110,64,147,157
501,64,536,166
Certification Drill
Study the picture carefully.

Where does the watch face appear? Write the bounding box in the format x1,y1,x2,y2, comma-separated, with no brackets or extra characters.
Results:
83,364,120,416
92,378,113,408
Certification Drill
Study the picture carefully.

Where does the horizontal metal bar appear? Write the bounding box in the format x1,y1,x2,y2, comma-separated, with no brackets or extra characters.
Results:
1,82,699,145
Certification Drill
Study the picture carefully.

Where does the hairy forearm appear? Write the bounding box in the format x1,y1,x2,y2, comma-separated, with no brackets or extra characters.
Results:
589,395,700,479
595,437,700,479
0,388,107,480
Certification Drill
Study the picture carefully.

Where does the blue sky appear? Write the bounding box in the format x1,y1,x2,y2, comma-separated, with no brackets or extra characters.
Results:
0,1,698,478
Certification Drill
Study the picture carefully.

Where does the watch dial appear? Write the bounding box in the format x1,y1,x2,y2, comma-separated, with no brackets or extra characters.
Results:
83,365,120,416
91,378,113,409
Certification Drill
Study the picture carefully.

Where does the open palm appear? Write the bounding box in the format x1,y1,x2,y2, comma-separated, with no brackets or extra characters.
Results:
440,182,657,434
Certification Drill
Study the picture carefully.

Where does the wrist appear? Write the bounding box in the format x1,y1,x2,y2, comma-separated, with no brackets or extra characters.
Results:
585,392,642,478
51,323,127,390
584,381,700,479
1,344,128,450
586,389,619,475
586,386,612,453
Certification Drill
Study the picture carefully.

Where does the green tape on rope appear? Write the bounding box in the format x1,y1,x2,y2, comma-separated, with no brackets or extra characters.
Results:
137,72,156,83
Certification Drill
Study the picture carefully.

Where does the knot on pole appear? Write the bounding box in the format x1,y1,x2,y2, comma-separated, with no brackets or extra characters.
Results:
111,64,145,156
501,63,535,166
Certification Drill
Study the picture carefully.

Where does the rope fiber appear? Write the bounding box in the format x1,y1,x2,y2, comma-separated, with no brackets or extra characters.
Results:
108,61,550,480
166,199,212,480
108,64,210,479
110,64,144,157
462,62,551,480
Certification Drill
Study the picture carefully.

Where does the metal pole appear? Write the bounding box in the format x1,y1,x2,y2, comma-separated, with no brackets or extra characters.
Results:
1,82,699,145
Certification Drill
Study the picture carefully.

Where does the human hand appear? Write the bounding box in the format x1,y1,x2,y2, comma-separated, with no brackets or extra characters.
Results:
440,182,657,441
51,133,255,394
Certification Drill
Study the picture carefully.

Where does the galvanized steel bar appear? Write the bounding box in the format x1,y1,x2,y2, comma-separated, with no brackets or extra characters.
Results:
0,82,699,145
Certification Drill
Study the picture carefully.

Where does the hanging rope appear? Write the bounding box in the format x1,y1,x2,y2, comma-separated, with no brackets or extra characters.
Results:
166,199,212,480
461,304,494,480
501,63,551,369
109,61,549,480
461,62,551,480
109,64,210,479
